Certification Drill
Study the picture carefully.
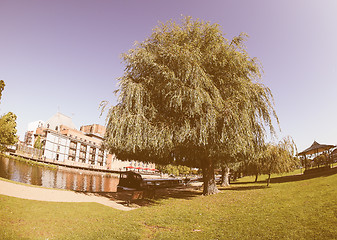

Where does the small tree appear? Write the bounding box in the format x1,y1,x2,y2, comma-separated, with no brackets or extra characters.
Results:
34,136,42,149
219,155,239,187
313,153,329,168
262,137,298,186
0,81,18,151
0,112,18,152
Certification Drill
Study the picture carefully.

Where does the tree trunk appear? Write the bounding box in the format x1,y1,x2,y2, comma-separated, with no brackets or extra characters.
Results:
266,173,271,186
220,166,230,187
201,157,219,195
254,173,259,183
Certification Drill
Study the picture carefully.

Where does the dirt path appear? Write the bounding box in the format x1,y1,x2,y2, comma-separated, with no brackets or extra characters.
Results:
0,179,134,211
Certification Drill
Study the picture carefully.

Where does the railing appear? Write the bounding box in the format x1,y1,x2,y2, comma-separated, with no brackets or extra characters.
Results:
16,144,43,159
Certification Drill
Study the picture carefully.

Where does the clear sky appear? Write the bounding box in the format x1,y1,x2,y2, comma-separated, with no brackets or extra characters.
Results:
1,0,337,152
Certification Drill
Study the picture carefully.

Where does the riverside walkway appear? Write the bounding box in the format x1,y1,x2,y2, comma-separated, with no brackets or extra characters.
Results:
0,179,134,211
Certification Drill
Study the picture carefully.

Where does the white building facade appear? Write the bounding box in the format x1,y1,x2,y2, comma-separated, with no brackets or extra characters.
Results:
24,112,156,173
42,129,107,168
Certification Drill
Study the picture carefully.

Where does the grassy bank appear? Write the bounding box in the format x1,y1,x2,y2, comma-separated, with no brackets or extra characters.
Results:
1,169,337,239
0,152,58,170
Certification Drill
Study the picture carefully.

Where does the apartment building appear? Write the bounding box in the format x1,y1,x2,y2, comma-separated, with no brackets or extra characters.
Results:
29,112,155,172
37,126,108,167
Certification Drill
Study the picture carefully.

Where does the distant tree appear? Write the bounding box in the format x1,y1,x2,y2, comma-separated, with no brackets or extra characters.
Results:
0,81,18,151
312,153,329,168
177,165,191,176
0,112,18,152
261,137,298,186
158,164,179,176
0,80,5,102
219,164,230,187
218,155,236,187
104,16,278,195
219,160,243,187
241,148,265,183
158,164,191,176
34,135,42,149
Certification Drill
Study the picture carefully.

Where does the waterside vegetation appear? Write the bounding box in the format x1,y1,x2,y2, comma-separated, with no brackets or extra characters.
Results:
0,153,58,170
0,80,18,152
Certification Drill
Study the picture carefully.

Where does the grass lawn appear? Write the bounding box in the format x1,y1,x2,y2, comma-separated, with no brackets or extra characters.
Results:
1,168,337,239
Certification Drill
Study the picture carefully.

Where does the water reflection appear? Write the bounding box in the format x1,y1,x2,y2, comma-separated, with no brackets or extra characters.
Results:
0,156,119,192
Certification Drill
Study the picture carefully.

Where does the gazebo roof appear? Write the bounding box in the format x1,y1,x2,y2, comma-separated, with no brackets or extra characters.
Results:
298,141,335,156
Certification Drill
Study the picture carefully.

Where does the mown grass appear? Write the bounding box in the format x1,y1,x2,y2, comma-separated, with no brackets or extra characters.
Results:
1,168,337,239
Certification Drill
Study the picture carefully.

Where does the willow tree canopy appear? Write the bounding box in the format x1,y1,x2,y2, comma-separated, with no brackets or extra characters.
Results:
105,16,278,168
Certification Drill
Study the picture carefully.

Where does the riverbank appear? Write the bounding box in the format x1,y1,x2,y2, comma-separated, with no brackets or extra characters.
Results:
0,178,133,211
1,169,337,239
7,151,161,177
8,151,120,173
1,152,58,169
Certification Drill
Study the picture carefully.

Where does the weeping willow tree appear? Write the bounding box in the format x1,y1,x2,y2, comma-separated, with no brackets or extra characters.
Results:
262,137,298,186
105,16,278,195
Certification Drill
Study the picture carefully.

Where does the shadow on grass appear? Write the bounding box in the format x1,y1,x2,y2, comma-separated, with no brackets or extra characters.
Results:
231,166,337,186
219,185,268,191
78,185,203,207
78,167,337,208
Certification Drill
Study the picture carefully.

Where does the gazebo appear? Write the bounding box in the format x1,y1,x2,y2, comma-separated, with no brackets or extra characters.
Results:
298,141,335,171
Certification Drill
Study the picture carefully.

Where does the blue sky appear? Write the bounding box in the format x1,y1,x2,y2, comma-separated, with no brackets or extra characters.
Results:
1,0,337,152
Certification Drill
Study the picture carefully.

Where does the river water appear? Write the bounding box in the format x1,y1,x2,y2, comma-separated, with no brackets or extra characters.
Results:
0,156,119,192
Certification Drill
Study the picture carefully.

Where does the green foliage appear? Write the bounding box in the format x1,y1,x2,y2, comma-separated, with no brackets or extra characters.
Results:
0,112,18,151
177,165,191,176
3,154,58,169
262,137,298,176
0,80,4,103
242,136,299,184
34,136,42,149
158,164,191,176
0,80,18,151
105,16,278,194
313,153,329,167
